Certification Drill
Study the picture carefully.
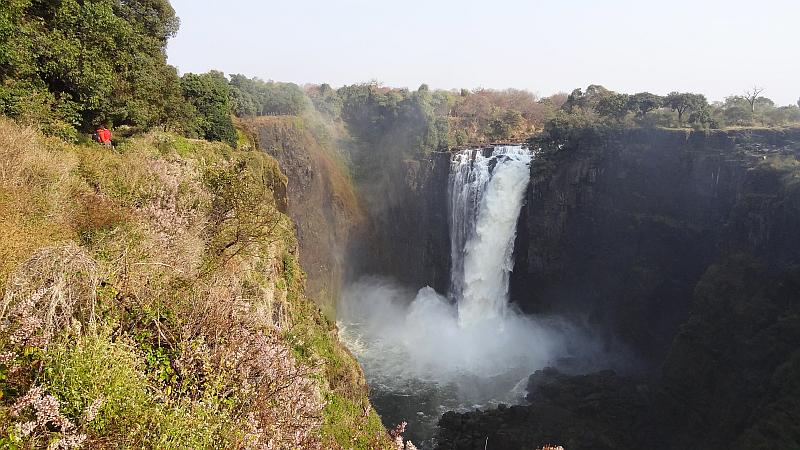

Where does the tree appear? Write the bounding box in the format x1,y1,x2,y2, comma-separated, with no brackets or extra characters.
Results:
628,92,663,118
488,110,523,140
664,92,707,125
723,106,752,126
763,106,800,126
228,75,308,116
688,106,714,129
564,88,587,112
0,0,184,137
306,83,342,118
595,93,630,121
743,86,765,113
181,71,236,146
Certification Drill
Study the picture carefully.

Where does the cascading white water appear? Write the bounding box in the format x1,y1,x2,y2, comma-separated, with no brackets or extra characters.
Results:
448,146,533,326
338,145,573,447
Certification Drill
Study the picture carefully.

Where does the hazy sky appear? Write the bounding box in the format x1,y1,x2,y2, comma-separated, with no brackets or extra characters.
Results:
167,0,799,105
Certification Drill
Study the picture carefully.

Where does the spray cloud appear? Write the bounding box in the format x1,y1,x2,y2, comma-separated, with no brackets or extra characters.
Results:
339,147,580,405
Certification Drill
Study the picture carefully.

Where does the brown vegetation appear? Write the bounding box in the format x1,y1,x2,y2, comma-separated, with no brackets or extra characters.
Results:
0,119,390,448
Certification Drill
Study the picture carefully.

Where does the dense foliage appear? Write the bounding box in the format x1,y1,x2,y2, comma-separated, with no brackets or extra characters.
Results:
180,71,237,146
229,75,308,117
0,0,180,139
305,82,558,148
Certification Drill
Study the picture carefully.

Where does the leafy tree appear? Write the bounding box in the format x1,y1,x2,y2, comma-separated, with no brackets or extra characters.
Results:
181,71,236,146
488,110,523,140
306,83,342,119
754,97,775,110
688,106,715,129
563,85,613,113
664,92,707,125
595,93,630,121
229,85,259,117
228,75,308,116
0,0,183,137
723,105,753,126
532,109,607,152
763,106,800,126
564,88,588,112
628,92,663,118
431,90,457,116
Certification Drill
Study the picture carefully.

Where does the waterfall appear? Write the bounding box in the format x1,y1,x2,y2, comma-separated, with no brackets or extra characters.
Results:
447,146,532,327
338,144,570,445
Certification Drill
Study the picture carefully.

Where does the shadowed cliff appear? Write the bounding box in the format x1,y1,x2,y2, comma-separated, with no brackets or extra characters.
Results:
438,127,800,450
512,127,800,366
241,116,363,316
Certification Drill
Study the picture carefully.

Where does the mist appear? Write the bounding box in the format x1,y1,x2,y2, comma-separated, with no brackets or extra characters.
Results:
338,147,590,407
340,277,576,391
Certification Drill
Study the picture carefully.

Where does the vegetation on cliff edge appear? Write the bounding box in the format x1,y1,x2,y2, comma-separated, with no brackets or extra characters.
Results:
0,119,390,448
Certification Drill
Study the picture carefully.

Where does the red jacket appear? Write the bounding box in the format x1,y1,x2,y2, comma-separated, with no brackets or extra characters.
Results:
96,128,111,143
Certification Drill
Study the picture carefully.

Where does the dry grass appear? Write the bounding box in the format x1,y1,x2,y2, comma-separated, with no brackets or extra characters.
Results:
0,119,80,294
0,120,392,448
1,243,98,347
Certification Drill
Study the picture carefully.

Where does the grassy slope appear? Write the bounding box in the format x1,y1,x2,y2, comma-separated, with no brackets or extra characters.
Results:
0,119,390,449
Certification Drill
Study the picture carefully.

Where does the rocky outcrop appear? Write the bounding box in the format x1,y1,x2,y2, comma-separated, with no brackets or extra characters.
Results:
512,127,800,366
241,116,362,315
437,368,655,450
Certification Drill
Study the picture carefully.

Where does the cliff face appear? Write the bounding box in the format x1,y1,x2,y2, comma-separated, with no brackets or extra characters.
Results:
348,151,452,293
512,127,800,366
439,127,800,450
243,115,453,309
241,116,362,315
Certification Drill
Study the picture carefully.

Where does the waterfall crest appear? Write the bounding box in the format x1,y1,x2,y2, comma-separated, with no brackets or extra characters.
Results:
448,146,532,326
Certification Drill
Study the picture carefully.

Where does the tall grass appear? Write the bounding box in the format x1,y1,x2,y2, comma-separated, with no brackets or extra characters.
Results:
0,120,392,449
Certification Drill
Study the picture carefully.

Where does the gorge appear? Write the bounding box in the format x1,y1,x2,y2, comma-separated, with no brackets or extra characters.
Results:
255,121,800,449
338,146,583,446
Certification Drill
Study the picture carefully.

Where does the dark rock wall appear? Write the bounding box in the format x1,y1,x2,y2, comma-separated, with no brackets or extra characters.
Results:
439,127,800,450
347,151,452,294
511,127,800,366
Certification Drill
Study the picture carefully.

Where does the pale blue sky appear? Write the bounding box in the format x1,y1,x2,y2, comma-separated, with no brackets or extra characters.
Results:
167,0,799,105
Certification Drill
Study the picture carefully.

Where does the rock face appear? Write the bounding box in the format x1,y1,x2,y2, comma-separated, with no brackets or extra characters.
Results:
512,127,800,366
242,117,362,315
438,127,800,450
348,151,452,293
437,368,655,450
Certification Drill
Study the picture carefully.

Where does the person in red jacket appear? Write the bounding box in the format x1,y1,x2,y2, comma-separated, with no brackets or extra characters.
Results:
95,125,112,147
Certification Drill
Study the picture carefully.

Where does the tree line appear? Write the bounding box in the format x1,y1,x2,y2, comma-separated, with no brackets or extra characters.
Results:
561,85,800,129
1,2,798,150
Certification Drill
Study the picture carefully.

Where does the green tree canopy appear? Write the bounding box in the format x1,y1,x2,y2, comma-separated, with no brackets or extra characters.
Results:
664,92,708,125
228,75,308,116
180,71,236,146
595,93,630,121
0,0,182,138
627,92,663,118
